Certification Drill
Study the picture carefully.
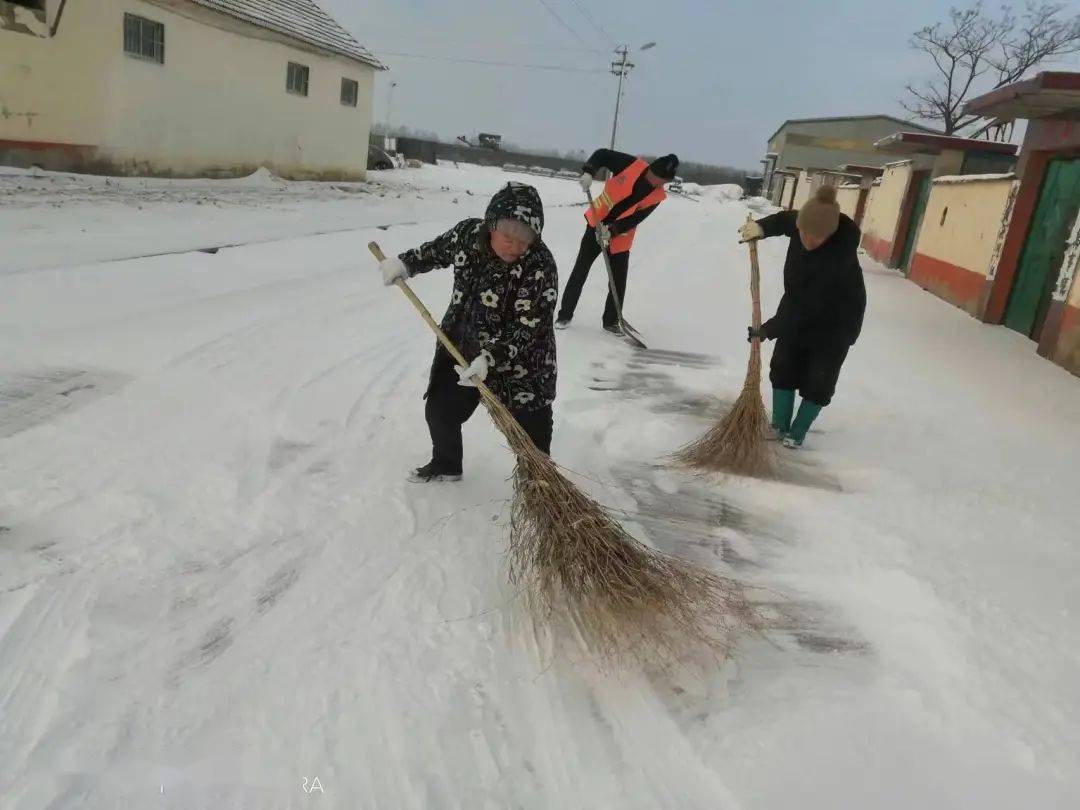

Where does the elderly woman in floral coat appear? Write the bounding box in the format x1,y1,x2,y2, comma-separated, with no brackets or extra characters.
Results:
378,182,559,482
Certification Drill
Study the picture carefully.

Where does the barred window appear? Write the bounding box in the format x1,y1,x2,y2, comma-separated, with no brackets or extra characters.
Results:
123,14,164,64
287,62,310,97
341,78,359,107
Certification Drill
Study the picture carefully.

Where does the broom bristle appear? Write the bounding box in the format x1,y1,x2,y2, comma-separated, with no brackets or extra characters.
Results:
481,392,757,668
674,342,775,477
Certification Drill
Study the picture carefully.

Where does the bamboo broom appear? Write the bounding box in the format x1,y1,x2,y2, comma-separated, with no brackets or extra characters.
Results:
369,241,754,666
674,232,776,477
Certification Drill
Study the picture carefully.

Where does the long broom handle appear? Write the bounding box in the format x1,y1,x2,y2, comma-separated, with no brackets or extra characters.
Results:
368,241,498,398
748,239,763,332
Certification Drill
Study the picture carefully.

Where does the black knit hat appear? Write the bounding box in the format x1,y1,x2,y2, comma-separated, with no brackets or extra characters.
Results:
648,154,679,181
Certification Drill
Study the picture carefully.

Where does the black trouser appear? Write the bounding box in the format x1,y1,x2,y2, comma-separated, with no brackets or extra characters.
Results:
769,337,850,407
557,226,630,328
425,347,553,474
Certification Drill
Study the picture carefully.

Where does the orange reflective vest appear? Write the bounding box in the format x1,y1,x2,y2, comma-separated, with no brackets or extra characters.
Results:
585,158,667,254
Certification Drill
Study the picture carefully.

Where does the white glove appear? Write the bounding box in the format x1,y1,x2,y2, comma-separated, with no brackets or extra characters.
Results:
577,172,593,193
738,220,764,243
455,354,489,387
595,222,612,249
380,256,409,286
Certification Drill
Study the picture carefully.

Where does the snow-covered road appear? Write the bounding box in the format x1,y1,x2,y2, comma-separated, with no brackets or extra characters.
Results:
1,164,1077,808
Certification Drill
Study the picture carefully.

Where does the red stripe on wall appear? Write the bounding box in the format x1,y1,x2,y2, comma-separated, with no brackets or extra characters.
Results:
0,138,95,153
862,233,892,265
909,252,987,315
1048,302,1080,378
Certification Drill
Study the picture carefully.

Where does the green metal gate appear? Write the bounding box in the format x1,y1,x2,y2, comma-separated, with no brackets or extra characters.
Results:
1004,158,1080,338
899,173,932,273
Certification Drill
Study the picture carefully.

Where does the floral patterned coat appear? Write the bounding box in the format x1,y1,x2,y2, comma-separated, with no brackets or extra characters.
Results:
398,183,558,410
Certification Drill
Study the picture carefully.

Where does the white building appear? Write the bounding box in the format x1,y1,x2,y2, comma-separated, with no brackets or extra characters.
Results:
0,0,385,179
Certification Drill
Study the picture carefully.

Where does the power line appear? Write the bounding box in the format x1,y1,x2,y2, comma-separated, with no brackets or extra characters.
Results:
531,0,594,49
567,0,616,47
372,50,608,73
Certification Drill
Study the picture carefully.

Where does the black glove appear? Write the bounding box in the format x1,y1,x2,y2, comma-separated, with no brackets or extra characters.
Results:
747,325,769,342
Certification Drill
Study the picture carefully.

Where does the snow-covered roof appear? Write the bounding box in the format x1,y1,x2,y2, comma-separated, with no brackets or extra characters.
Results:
189,0,385,69
932,173,1015,185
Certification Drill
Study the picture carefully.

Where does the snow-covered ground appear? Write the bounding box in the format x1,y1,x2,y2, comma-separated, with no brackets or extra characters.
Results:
1,164,1078,808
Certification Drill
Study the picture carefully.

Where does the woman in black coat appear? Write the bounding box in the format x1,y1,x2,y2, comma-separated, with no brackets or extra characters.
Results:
378,182,559,481
739,185,866,448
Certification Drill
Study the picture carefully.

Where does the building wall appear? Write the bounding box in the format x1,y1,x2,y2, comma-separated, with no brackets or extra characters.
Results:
907,176,1015,316
791,170,813,209
773,117,935,174
1015,117,1080,176
0,0,376,179
932,149,965,178
836,184,861,219
0,0,108,167
861,162,912,264
779,175,796,209
984,119,1080,327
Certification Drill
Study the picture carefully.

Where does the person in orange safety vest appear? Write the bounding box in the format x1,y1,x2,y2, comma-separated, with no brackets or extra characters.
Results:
556,150,679,333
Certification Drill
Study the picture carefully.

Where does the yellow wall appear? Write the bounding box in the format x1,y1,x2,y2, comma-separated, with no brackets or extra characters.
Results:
791,170,812,210
781,175,795,208
836,184,861,219
0,0,376,178
913,177,1015,277
862,162,912,248
0,0,109,146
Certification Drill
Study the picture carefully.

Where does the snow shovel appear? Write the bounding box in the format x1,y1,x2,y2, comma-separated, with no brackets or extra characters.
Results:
584,188,648,350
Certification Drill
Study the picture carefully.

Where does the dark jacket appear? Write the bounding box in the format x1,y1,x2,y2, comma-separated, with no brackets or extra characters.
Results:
582,148,661,235
399,183,558,410
757,210,867,346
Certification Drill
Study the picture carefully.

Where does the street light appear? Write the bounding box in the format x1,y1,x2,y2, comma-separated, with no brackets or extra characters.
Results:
609,42,657,151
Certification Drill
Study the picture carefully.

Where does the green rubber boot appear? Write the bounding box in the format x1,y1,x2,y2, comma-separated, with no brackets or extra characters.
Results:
772,388,795,437
785,399,823,448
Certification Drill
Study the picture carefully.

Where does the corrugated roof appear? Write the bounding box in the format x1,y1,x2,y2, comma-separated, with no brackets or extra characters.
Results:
189,0,385,69
768,114,938,145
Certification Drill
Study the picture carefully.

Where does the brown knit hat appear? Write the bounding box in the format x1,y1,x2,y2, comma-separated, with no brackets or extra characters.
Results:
797,184,841,238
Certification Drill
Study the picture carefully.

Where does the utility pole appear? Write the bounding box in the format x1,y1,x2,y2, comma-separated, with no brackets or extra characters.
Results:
609,46,632,150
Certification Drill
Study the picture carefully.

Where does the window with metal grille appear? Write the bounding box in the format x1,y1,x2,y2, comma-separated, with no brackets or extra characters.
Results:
287,62,310,97
123,13,164,64
341,78,359,107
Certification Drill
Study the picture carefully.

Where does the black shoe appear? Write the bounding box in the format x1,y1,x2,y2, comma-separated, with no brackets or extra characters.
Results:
407,462,462,483
603,323,623,335
555,316,571,330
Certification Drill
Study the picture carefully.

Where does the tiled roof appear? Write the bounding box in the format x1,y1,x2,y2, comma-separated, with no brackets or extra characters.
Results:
190,0,385,69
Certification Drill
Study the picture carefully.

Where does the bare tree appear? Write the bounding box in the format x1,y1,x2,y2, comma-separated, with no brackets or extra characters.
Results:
902,2,1080,137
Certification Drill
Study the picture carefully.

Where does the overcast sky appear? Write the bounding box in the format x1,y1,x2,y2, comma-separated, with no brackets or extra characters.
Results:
322,0,1080,170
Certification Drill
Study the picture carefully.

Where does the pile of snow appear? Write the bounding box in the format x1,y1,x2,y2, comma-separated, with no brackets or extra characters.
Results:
676,183,745,202
703,184,745,202
234,166,285,187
